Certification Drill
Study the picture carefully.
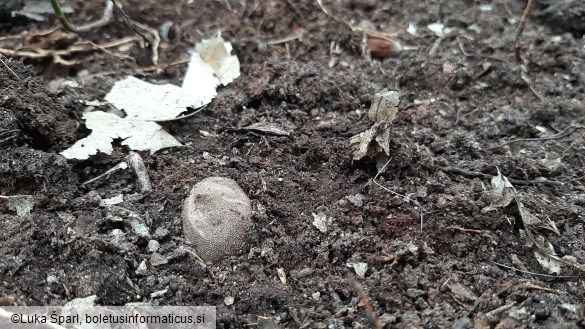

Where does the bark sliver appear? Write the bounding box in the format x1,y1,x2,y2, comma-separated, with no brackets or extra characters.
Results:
182,177,252,262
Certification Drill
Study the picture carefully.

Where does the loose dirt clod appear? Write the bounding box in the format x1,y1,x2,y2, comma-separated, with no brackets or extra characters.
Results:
182,177,252,262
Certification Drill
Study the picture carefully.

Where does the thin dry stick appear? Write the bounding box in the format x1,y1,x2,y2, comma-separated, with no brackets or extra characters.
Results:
521,67,545,101
127,152,152,193
0,194,33,200
128,18,160,65
483,125,584,151
76,0,114,32
485,304,516,319
492,261,585,279
348,278,381,329
113,0,160,65
142,58,190,72
0,36,141,61
51,0,114,33
82,162,128,185
514,0,535,63
80,57,191,80
373,158,424,231
265,33,302,45
561,132,585,160
441,166,564,186
0,56,19,79
513,0,545,100
521,282,556,293
446,226,483,234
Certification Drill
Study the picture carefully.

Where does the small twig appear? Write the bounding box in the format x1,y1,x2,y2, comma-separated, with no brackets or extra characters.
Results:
80,57,190,80
142,58,190,72
129,19,160,65
0,36,141,62
145,105,206,122
373,158,425,231
81,162,128,186
483,125,584,151
0,194,34,200
0,56,19,80
265,33,302,45
521,67,545,101
113,0,160,65
429,35,447,56
380,250,396,263
456,35,474,57
441,166,564,186
445,226,483,234
221,0,233,12
50,0,114,33
492,261,585,279
561,131,585,160
521,282,556,293
348,278,381,329
485,303,516,319
82,39,137,61
512,0,544,100
127,152,152,193
0,134,18,144
514,0,536,63
76,0,114,33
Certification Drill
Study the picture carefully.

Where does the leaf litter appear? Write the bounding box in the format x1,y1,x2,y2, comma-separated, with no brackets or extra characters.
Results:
61,33,240,160
484,168,584,274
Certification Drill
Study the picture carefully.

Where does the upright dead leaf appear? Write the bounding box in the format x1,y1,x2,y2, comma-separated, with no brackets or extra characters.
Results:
481,169,516,213
350,122,390,159
350,90,399,170
368,90,399,123
483,168,585,275
517,200,560,235
534,242,562,275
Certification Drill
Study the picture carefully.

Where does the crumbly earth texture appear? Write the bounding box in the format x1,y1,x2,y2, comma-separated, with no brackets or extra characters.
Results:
0,0,584,328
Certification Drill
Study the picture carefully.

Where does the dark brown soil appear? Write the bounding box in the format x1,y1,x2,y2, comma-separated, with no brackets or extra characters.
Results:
1,0,584,328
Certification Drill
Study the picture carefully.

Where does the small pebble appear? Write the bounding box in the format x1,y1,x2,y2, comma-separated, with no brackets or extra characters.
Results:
46,275,58,284
150,252,169,267
346,193,365,207
151,289,168,299
153,227,170,239
148,240,160,253
136,260,148,276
